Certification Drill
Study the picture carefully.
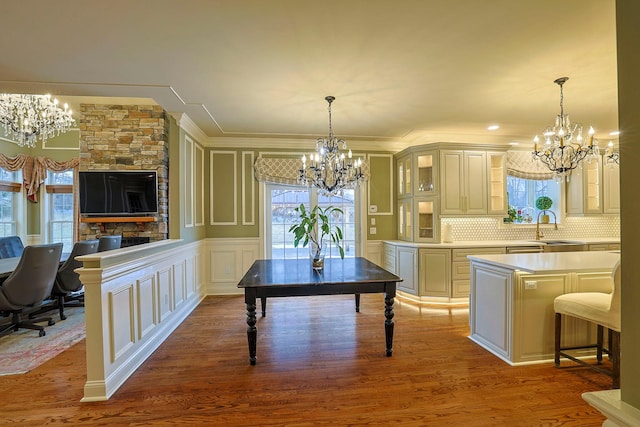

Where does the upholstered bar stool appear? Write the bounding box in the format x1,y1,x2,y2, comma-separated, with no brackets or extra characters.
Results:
554,260,621,388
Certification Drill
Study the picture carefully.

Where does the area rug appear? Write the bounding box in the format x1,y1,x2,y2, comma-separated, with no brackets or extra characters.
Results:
0,306,85,376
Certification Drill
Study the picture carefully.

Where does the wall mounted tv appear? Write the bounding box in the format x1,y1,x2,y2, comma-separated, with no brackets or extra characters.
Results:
79,171,158,216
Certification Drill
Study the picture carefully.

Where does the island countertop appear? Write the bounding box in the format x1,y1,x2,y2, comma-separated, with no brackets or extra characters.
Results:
467,251,620,274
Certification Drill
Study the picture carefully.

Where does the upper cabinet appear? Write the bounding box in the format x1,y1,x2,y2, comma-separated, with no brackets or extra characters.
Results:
603,161,620,213
397,154,412,198
487,151,507,215
566,156,619,214
414,151,437,196
440,150,487,215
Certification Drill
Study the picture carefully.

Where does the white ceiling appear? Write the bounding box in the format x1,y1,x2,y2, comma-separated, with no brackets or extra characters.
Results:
0,0,619,150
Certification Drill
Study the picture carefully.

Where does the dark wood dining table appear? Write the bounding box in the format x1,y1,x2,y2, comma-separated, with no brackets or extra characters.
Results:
237,257,402,365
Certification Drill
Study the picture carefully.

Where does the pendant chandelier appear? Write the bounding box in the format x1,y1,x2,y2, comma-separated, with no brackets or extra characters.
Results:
532,77,599,181
0,93,75,148
298,96,363,196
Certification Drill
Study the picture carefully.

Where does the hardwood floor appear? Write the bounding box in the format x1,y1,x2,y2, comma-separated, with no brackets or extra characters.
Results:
0,294,610,426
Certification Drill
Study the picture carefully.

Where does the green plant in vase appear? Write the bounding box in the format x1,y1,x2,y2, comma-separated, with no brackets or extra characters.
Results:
289,204,344,269
535,196,553,223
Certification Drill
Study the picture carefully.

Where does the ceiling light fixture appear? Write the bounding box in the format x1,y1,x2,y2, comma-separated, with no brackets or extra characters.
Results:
532,77,599,181
298,96,364,196
0,93,75,148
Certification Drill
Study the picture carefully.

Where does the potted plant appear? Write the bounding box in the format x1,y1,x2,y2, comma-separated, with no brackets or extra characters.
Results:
289,204,345,269
535,196,553,223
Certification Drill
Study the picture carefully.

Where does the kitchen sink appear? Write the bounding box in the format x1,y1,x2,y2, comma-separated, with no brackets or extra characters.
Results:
529,240,588,252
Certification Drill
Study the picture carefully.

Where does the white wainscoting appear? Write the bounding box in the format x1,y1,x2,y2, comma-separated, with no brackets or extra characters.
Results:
204,238,383,295
365,240,384,267
204,237,261,295
76,239,205,402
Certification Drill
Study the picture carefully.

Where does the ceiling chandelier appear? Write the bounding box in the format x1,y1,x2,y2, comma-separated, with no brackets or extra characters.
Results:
298,96,363,196
532,77,599,181
0,93,75,148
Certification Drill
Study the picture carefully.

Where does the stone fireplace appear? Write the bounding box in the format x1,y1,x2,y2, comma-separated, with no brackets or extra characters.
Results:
78,104,169,243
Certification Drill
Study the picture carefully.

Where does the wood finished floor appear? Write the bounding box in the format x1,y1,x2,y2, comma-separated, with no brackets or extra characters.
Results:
0,295,611,426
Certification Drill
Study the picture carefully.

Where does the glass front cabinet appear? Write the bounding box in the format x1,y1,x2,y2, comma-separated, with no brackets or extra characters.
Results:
414,151,437,195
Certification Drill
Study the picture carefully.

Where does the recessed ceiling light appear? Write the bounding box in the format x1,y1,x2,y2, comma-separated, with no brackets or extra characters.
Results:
609,131,620,136
508,141,520,146
487,125,499,131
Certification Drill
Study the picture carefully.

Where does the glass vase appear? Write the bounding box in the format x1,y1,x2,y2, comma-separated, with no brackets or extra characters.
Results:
309,241,326,270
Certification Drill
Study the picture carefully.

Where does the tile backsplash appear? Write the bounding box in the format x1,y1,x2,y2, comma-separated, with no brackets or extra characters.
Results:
442,216,620,241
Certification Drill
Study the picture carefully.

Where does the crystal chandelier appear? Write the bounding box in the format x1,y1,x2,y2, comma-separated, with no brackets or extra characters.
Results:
0,93,76,148
532,77,599,181
605,140,620,165
298,96,364,196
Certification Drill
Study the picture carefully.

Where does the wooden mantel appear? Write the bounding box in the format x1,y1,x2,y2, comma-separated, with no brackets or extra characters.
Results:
81,216,157,232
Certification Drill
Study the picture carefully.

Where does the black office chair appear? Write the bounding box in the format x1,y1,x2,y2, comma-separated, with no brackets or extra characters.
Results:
0,235,25,259
97,235,122,252
0,243,63,337
51,239,99,320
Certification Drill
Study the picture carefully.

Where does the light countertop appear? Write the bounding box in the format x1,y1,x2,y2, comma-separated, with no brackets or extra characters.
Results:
467,251,620,274
383,237,619,249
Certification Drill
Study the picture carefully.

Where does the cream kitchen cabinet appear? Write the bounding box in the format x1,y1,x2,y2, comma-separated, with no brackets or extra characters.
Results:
440,150,487,215
418,248,451,298
469,252,619,364
398,197,439,243
396,245,418,295
440,150,506,216
397,154,412,199
588,243,621,251
487,151,507,215
414,151,437,196
451,247,506,298
602,161,620,213
385,241,508,303
566,155,619,214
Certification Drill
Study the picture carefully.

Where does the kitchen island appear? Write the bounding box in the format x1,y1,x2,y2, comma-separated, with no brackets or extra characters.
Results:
468,251,620,365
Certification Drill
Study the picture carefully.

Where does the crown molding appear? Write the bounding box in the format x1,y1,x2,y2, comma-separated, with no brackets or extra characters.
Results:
169,112,208,145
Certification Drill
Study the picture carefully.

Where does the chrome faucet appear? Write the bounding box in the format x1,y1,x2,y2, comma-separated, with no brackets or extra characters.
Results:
535,210,558,240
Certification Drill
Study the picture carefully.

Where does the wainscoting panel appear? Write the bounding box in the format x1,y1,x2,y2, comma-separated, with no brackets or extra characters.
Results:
136,273,157,340
365,241,384,267
205,237,260,295
77,239,205,402
108,283,136,363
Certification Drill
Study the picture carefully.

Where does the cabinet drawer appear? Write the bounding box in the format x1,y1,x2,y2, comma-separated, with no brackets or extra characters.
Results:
453,279,470,298
452,247,505,262
452,261,471,280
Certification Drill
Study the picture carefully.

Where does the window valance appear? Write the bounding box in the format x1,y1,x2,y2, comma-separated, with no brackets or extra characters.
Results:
0,153,79,202
506,150,554,180
254,156,370,186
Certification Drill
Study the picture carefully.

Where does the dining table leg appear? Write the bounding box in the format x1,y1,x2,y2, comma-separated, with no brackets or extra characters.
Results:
245,291,257,365
384,290,395,357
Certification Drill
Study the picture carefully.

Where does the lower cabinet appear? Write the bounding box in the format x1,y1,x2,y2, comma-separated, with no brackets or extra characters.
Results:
384,242,506,302
419,249,450,297
396,246,418,295
588,243,621,251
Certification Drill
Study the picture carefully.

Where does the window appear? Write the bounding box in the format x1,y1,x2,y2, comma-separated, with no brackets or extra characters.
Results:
46,170,74,251
266,184,357,260
506,175,562,224
0,168,22,237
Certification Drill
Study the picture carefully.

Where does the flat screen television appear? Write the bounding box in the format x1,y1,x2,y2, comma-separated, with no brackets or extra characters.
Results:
79,171,158,216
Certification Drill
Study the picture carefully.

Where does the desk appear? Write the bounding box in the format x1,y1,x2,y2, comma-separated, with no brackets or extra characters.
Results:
237,257,402,365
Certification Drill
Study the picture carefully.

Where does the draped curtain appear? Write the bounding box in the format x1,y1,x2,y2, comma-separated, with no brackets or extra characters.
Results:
254,156,370,185
506,150,554,180
0,153,80,241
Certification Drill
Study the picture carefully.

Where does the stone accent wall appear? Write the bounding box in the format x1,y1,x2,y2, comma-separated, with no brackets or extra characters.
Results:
78,104,169,242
